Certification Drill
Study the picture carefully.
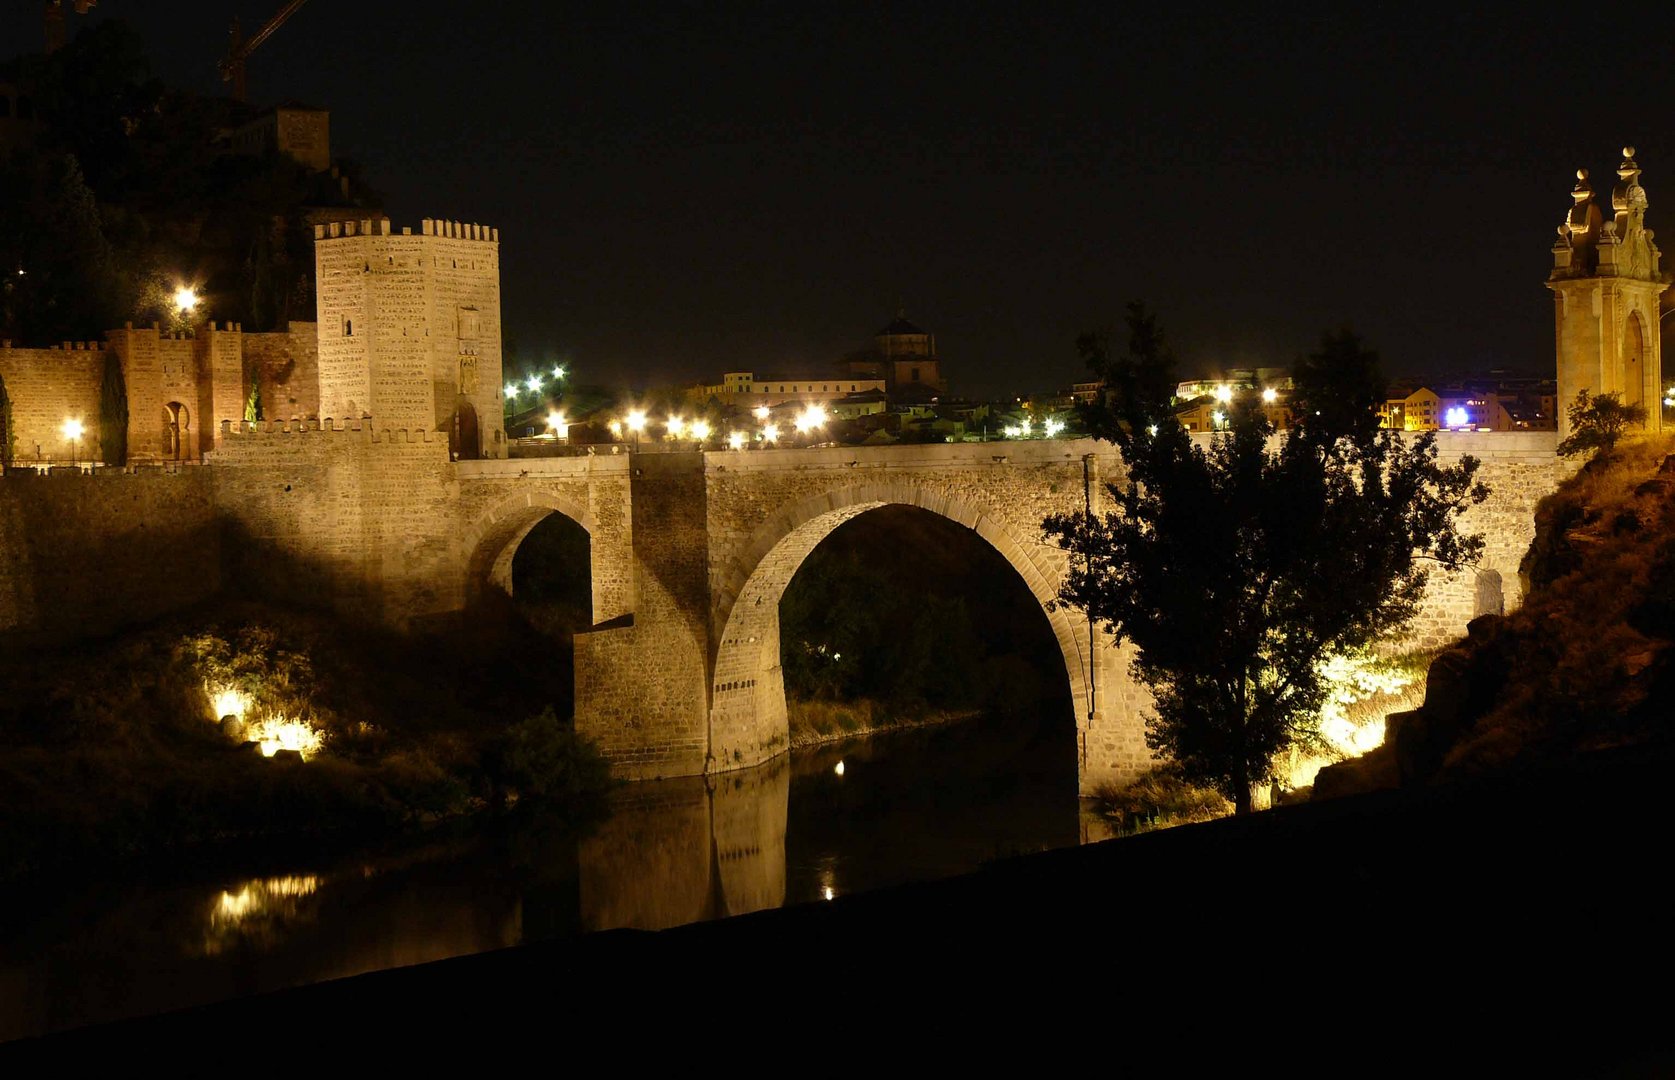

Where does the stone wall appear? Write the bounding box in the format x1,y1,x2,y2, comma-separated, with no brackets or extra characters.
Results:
573,453,713,780
0,343,103,466
245,322,320,423
206,420,457,624
313,219,504,459
1405,431,1571,651
0,466,219,644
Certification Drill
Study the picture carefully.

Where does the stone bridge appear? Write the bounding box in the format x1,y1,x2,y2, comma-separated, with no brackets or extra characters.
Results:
203,425,1567,794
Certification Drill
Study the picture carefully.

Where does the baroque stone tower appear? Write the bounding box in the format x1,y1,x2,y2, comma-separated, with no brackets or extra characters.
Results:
1547,148,1666,437
314,218,505,459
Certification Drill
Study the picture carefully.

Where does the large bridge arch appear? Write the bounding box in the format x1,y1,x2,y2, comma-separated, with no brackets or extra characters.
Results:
706,482,1098,772
459,489,600,618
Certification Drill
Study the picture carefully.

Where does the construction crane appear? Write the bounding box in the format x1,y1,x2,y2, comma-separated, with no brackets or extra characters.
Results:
42,1,98,53
219,0,310,103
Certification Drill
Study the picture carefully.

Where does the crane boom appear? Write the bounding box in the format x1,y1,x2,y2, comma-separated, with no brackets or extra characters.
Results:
219,0,311,102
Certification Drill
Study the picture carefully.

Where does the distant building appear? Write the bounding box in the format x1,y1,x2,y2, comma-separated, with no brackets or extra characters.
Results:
228,103,332,172
688,371,886,407
1381,376,1557,432
839,312,947,395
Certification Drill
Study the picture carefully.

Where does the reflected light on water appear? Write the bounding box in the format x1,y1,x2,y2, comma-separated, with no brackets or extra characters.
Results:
201,875,322,955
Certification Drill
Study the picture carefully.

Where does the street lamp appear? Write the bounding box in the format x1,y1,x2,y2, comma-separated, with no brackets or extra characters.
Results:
62,418,84,466
546,410,568,440
173,286,199,315
727,430,747,451
761,422,780,445
625,409,647,447
689,419,712,445
753,405,771,422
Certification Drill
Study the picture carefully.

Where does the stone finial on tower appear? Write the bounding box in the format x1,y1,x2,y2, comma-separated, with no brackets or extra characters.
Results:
1553,169,1603,277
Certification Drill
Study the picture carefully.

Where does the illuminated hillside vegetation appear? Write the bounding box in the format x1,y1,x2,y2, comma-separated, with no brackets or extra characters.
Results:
0,601,608,882
1317,436,1675,797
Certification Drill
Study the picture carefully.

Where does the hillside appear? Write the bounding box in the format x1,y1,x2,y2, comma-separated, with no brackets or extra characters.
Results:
1317,436,1675,796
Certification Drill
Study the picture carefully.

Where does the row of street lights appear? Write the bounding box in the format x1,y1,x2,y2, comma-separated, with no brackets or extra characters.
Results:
603,402,830,448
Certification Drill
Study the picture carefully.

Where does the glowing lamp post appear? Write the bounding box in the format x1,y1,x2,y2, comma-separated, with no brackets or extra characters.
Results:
761,422,780,445
625,409,647,448
727,430,747,451
546,410,568,441
793,403,829,444
62,418,85,466
753,405,771,422
689,419,711,446
173,285,200,316
1262,387,1279,404
665,415,686,440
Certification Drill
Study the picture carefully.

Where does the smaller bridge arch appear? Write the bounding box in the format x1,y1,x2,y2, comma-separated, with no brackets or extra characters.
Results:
459,489,599,616
706,481,1099,773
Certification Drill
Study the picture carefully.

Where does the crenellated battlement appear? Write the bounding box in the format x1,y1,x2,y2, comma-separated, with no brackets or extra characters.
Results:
0,462,202,481
214,417,446,443
312,218,499,243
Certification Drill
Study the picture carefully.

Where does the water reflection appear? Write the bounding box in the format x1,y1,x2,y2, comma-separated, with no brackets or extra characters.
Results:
200,875,323,956
1,711,1078,1041
579,756,788,930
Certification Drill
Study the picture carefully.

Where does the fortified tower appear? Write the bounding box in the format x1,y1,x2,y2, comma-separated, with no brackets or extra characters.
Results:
1547,147,1667,436
313,218,505,459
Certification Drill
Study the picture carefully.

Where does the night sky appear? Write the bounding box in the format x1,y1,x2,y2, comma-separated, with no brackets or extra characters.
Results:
9,4,1675,397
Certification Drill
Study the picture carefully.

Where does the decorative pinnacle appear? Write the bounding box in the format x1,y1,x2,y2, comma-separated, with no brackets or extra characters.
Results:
1625,146,1637,158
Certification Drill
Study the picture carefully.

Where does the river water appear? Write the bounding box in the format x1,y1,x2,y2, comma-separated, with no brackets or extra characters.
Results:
0,711,1092,1041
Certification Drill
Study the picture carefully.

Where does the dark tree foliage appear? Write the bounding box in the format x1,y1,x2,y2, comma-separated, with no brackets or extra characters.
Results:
0,21,381,344
1046,306,1488,812
778,507,1062,716
1556,389,1646,458
98,348,127,466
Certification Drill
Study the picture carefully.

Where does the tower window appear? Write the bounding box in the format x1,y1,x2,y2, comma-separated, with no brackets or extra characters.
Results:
344,318,353,337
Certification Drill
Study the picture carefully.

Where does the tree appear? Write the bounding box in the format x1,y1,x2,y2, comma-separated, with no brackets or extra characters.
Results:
1556,389,1646,458
1046,306,1488,812
0,372,12,470
98,348,127,466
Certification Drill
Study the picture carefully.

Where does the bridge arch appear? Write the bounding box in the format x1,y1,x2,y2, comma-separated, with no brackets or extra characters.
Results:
707,482,1095,772
459,489,598,617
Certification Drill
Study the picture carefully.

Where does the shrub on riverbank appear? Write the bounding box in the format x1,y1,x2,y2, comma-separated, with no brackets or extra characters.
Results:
0,601,611,881
1090,766,1232,833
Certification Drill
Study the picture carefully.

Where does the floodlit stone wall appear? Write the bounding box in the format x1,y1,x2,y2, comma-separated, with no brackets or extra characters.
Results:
0,342,102,465
0,465,219,643
1406,431,1573,651
206,420,457,624
313,219,504,459
245,321,321,424
572,453,714,779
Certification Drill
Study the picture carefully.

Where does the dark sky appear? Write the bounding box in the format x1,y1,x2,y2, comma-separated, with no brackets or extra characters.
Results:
7,4,1675,397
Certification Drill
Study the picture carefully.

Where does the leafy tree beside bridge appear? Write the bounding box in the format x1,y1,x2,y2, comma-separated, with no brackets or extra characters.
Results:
1045,306,1488,813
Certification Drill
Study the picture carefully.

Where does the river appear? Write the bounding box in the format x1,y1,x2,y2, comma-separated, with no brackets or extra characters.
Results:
0,710,1091,1041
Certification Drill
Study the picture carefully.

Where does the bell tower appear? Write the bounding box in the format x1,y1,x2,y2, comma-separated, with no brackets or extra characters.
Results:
1547,147,1667,436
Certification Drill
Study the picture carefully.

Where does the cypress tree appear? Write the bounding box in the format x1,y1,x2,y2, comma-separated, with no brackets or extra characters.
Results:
99,348,128,466
0,373,13,470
